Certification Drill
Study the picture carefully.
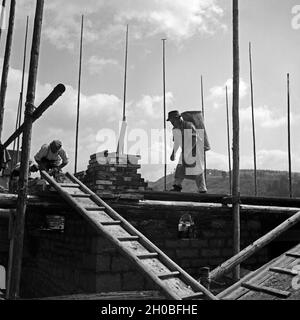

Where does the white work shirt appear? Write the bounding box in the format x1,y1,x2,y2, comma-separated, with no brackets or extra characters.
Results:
34,144,69,165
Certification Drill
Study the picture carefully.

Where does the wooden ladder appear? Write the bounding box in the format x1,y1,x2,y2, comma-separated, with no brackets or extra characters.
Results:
40,171,217,300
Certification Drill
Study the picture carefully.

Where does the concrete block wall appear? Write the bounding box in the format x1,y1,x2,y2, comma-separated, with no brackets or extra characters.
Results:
19,201,299,298
20,209,155,299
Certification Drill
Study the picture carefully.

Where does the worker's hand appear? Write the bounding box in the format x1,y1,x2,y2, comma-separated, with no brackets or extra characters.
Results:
170,152,175,162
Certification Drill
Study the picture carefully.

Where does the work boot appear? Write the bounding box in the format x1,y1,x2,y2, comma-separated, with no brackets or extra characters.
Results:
170,185,182,192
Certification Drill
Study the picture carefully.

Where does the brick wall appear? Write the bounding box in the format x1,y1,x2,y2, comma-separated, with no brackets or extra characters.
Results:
19,201,300,299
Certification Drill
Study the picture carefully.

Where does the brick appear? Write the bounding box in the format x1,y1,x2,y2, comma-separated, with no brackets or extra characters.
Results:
202,230,216,238
122,271,146,291
96,273,121,292
201,249,220,257
190,259,209,267
209,239,226,247
111,256,132,272
211,219,227,229
247,220,261,230
176,249,199,258
95,254,111,272
190,240,209,248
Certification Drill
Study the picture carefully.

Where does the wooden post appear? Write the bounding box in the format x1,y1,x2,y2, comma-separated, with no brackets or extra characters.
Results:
201,75,207,181
249,42,258,196
162,38,167,191
232,0,240,281
199,267,210,290
287,73,293,198
0,0,15,141
74,15,84,174
7,0,44,300
210,210,300,281
12,16,29,164
225,86,232,194
0,0,6,43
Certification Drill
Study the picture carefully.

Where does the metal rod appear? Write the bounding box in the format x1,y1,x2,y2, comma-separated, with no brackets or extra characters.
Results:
0,0,16,141
123,24,129,122
232,0,241,281
7,0,44,300
201,75,207,181
162,38,167,191
116,24,129,156
249,42,257,196
225,86,232,194
74,15,84,174
287,73,293,198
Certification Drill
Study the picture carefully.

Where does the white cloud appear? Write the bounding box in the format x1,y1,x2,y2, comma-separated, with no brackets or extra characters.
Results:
208,78,249,109
135,92,175,119
88,56,119,75
240,105,287,129
17,0,225,50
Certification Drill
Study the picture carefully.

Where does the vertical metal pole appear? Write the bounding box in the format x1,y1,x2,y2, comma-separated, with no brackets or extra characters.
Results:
0,0,16,141
249,42,257,196
287,73,293,198
7,0,44,299
74,15,84,174
225,86,232,194
123,24,129,123
201,75,207,181
162,39,167,191
232,0,240,281
116,24,129,156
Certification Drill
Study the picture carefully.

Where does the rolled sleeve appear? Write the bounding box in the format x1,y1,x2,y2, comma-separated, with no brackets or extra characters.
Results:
34,144,48,162
59,148,69,165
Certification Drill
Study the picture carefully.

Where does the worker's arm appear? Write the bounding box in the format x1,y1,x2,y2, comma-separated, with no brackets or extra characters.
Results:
57,149,69,170
171,128,182,161
34,145,48,165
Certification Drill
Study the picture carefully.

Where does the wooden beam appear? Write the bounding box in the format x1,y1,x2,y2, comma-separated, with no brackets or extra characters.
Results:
287,73,293,198
162,38,167,191
210,210,300,281
225,86,232,194
0,0,15,141
7,0,44,300
232,0,241,281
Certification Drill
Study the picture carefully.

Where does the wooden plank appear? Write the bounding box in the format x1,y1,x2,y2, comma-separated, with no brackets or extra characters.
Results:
162,278,196,299
60,183,80,188
118,236,139,242
71,194,91,198
101,221,121,226
241,283,291,298
85,207,106,211
286,252,300,259
137,253,159,260
269,267,299,276
159,272,180,280
182,293,204,300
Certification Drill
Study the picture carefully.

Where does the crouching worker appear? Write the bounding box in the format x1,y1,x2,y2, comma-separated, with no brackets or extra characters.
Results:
34,140,69,176
9,160,39,193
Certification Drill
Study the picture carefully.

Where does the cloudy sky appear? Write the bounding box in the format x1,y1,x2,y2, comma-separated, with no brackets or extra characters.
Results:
1,0,300,181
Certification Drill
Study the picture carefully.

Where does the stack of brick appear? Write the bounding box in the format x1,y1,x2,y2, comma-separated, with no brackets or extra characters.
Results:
76,151,149,200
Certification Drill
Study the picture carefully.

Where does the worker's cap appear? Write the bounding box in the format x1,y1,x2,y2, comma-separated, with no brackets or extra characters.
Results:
50,140,62,149
167,110,181,121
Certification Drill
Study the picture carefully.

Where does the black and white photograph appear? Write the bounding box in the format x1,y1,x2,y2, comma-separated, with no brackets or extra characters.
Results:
0,0,300,312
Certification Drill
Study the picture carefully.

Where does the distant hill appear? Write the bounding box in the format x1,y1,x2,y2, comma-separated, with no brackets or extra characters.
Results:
148,169,300,197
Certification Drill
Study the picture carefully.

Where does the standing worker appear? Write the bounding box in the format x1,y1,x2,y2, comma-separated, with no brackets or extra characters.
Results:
168,110,209,193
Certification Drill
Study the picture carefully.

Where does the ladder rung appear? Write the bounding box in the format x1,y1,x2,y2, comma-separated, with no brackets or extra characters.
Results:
286,252,300,259
118,236,139,242
85,207,106,211
269,267,299,276
101,221,121,226
137,253,158,260
158,271,180,280
71,194,90,198
242,282,291,298
182,293,204,300
60,183,80,188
